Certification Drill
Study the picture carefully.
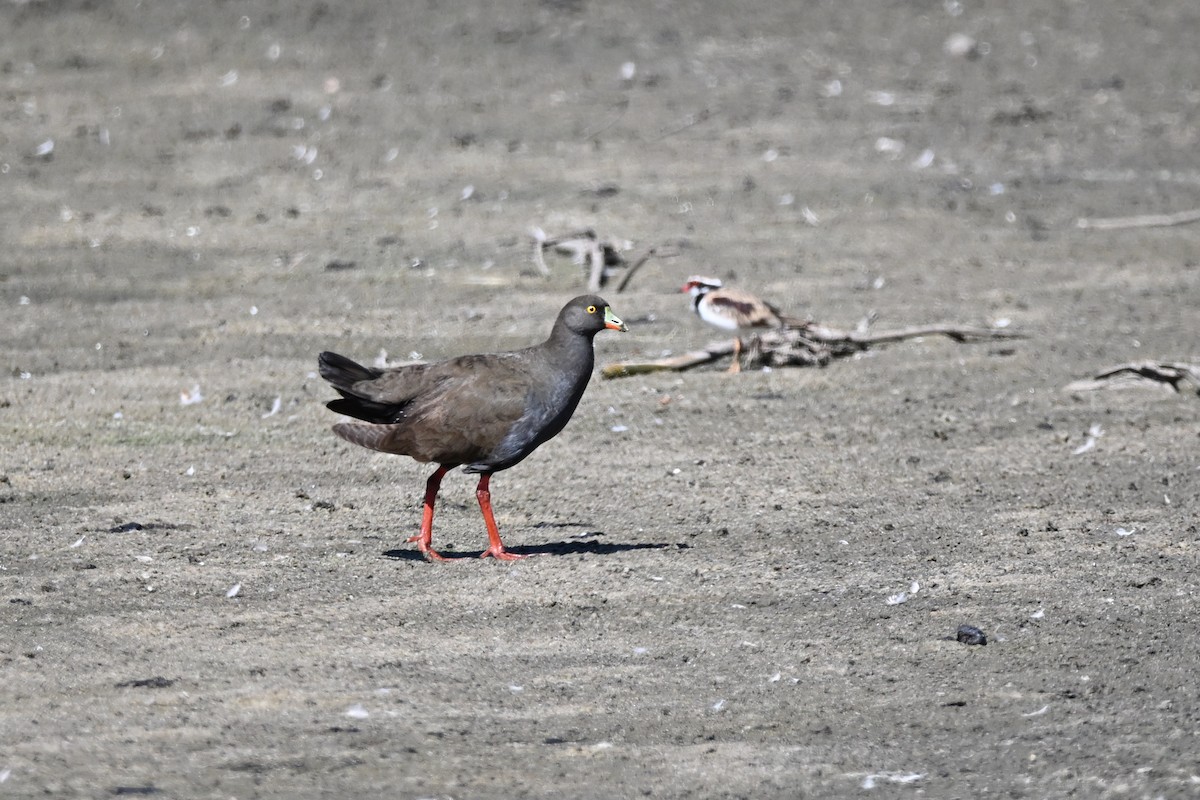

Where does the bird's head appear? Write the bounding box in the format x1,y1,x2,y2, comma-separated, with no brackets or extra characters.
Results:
682,275,723,298
561,295,628,335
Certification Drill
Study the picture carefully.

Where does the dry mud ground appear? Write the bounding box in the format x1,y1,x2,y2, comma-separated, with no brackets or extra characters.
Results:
2,1,1199,798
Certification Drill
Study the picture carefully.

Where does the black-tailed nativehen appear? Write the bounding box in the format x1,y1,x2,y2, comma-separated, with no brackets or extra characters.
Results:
319,295,626,561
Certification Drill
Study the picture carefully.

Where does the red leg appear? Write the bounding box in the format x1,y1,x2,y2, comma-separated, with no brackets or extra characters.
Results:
406,465,451,562
475,474,529,560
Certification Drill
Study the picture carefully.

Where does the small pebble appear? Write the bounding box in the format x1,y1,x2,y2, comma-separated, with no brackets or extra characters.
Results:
956,624,988,646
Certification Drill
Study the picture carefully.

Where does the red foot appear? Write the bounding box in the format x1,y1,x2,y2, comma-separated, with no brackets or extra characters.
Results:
406,534,451,562
479,544,531,561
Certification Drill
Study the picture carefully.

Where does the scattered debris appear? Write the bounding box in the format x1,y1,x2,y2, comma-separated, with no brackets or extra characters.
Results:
115,676,175,689
179,384,204,405
652,108,712,142
992,101,1051,126
226,583,242,598
1064,361,1200,396
861,772,925,789
603,319,1022,377
262,396,283,418
887,581,921,606
956,624,988,646
1076,207,1200,231
529,227,671,292
1072,424,1104,455
944,33,981,59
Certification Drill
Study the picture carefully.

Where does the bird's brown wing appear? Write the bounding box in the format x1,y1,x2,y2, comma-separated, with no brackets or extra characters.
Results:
332,360,435,408
708,287,783,329
333,353,533,466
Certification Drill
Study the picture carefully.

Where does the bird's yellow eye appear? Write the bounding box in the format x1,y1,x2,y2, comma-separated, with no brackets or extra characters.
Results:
587,305,597,314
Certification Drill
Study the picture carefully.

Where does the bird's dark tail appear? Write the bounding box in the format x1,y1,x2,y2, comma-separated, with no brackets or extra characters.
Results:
318,351,408,423
755,300,809,330
318,351,381,391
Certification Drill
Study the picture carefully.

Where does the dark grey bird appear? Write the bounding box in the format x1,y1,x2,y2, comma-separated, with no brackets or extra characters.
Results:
318,295,626,561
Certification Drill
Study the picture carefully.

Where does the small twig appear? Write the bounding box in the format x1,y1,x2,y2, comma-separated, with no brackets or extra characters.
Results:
1076,208,1200,231
650,108,712,142
615,246,671,293
537,228,600,258
1064,361,1200,395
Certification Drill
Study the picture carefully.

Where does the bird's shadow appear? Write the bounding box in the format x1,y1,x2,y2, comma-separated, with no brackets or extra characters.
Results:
382,532,683,562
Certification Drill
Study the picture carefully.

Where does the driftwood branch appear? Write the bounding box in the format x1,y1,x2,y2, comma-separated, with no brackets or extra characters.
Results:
803,322,1022,347
603,339,738,378
1075,208,1200,231
531,227,595,278
602,321,1023,378
1064,361,1200,396
530,227,673,292
529,227,627,292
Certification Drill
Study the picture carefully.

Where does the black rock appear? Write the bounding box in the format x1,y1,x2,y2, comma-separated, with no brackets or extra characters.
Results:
956,624,988,646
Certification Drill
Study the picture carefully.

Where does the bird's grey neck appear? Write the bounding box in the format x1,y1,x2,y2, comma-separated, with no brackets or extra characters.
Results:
544,323,596,369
